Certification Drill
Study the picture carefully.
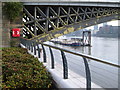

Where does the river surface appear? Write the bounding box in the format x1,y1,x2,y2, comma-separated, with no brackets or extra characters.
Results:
46,36,118,64
44,36,119,88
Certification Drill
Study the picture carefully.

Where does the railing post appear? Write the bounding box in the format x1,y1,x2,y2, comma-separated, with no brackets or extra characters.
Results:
83,57,91,90
23,39,26,47
28,41,31,50
22,38,25,46
37,43,41,58
20,38,23,45
26,40,28,49
61,50,68,79
24,39,26,47
49,47,54,69
31,42,33,53
25,40,27,48
41,45,46,63
33,41,37,55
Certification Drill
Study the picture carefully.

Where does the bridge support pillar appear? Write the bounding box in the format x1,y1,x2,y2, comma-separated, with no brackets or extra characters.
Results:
82,31,91,46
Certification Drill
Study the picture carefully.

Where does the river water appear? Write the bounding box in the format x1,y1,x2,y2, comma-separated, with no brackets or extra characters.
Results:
46,36,118,64
44,36,119,88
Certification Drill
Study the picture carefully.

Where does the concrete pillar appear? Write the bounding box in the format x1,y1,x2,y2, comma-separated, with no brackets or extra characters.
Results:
1,2,22,47
2,2,10,47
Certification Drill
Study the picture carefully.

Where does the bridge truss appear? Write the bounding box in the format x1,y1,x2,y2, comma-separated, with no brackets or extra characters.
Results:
23,5,119,42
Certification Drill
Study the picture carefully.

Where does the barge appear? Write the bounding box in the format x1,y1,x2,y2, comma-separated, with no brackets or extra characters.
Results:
51,37,84,46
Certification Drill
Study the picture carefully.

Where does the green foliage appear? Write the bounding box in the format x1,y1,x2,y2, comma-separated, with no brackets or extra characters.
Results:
2,47,53,88
3,2,23,21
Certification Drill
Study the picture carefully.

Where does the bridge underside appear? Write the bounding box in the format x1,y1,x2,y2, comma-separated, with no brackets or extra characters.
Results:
23,5,119,42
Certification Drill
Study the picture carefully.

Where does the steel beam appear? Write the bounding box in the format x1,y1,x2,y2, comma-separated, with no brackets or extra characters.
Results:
23,5,119,41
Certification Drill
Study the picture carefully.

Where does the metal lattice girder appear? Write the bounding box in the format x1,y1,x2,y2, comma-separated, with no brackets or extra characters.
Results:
23,5,119,42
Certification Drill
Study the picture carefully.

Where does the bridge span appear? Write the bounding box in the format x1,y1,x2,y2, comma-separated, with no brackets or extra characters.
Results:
22,1,120,42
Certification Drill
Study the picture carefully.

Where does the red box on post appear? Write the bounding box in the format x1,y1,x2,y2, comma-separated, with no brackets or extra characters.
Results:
12,28,20,37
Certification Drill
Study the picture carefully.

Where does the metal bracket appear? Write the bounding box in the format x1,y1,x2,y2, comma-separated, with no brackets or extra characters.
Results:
41,45,46,63
83,57,91,90
49,47,54,69
61,50,68,79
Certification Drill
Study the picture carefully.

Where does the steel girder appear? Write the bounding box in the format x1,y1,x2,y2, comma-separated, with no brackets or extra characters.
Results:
23,5,119,42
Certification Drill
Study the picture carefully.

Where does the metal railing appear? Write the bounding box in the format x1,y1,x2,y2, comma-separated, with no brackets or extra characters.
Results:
20,38,120,89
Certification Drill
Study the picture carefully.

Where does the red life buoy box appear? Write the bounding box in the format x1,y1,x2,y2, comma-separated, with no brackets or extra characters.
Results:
12,28,20,37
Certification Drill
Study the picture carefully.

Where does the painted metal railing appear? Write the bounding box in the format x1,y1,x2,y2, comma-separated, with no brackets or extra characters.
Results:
20,38,120,89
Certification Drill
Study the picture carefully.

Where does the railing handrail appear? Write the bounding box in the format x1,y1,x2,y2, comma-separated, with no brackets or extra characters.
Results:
39,42,120,68
20,37,120,68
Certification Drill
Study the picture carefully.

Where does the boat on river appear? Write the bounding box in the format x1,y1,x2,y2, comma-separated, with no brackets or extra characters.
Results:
50,36,84,46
